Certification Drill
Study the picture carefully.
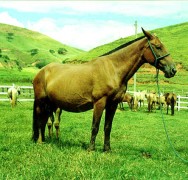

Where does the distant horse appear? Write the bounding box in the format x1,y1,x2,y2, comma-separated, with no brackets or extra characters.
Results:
132,95,139,111
7,84,21,107
47,108,62,139
133,90,147,107
164,93,177,115
156,94,166,109
32,28,176,151
119,93,133,110
146,92,157,112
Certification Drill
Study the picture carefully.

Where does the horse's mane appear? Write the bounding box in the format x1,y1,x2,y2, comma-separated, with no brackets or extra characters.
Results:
100,36,145,56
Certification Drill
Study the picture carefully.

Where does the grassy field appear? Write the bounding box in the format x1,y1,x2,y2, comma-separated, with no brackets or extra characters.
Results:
0,101,188,179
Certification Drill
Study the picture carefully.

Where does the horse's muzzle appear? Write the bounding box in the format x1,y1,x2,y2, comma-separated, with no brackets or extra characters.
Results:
165,66,177,78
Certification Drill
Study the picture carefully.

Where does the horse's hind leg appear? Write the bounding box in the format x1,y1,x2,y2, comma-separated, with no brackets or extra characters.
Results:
32,99,50,143
54,108,62,139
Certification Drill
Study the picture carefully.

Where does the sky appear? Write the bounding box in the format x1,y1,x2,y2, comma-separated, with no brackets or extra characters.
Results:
0,1,187,51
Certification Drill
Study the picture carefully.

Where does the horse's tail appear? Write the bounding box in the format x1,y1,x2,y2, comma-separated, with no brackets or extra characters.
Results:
12,91,17,107
32,99,39,142
171,96,175,115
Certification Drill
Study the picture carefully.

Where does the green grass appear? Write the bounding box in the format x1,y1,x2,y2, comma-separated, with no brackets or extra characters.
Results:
0,102,188,179
0,67,39,85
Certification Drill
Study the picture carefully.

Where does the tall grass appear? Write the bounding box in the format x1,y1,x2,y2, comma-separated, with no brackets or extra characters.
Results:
0,102,188,179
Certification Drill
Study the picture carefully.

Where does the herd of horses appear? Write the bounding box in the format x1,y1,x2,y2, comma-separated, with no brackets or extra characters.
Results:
120,91,177,115
7,28,178,151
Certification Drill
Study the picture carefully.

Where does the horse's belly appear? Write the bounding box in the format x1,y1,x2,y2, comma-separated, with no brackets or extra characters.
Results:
48,91,93,112
55,100,93,112
62,102,93,112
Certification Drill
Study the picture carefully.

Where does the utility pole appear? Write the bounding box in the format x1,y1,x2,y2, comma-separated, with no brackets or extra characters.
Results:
133,21,137,92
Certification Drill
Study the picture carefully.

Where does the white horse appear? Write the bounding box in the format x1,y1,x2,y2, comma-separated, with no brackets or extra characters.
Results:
133,90,147,108
146,92,157,112
156,93,166,109
7,84,21,107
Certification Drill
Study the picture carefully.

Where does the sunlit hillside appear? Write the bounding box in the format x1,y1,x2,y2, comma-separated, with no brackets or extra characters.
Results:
0,23,84,68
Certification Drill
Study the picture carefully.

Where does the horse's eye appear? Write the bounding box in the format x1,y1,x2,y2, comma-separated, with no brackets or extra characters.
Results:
155,46,161,50
156,45,161,49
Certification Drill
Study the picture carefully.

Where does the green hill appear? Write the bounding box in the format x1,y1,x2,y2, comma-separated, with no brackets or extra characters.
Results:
0,23,84,69
74,22,188,69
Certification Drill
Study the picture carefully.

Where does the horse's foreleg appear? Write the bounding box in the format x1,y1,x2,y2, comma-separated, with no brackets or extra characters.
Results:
104,102,118,152
88,97,106,151
54,108,62,139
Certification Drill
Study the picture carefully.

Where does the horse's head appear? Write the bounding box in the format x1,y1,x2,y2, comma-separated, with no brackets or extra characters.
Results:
142,28,176,78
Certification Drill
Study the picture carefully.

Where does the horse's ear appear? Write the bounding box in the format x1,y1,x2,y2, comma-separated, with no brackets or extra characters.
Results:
141,27,154,40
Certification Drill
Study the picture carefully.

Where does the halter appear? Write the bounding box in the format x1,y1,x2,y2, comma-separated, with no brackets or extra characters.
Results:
147,39,170,68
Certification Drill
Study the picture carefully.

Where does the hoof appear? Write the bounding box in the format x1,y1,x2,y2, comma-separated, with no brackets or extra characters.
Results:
103,145,111,152
87,144,95,152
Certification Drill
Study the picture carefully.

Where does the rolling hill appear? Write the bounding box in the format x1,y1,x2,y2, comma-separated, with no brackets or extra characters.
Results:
0,23,84,68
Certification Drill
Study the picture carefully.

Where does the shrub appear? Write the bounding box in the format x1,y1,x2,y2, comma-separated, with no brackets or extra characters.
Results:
49,49,55,54
35,59,49,69
58,48,67,55
30,49,38,56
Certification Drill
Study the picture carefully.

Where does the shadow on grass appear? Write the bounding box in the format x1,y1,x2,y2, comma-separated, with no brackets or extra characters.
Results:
45,137,89,150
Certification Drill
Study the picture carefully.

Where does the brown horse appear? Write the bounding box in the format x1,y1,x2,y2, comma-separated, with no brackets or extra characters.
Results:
32,28,176,151
119,93,133,110
164,93,177,115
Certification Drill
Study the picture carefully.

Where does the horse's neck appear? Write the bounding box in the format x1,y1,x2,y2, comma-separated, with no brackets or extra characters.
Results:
109,38,147,84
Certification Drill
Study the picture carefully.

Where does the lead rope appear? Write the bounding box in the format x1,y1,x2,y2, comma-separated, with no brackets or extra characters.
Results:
155,69,188,164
